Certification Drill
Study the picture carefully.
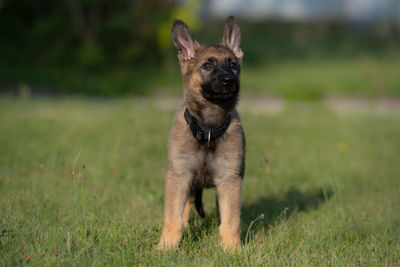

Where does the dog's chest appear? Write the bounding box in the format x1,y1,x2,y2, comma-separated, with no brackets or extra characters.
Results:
191,148,218,189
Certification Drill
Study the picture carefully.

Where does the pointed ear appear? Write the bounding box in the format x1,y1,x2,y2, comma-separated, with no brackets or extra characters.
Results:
171,19,200,61
221,16,243,60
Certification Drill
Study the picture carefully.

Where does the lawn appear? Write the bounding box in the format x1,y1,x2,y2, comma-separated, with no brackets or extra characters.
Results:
243,56,400,99
0,98,399,265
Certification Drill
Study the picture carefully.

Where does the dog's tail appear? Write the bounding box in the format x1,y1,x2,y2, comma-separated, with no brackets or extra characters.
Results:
194,189,205,218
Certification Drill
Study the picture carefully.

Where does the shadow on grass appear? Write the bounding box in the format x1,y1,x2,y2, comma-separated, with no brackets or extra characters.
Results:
240,186,333,243
183,186,333,245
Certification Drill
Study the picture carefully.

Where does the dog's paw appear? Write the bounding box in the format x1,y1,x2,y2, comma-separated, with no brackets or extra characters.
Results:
156,239,180,251
157,225,182,251
221,237,241,252
219,226,241,251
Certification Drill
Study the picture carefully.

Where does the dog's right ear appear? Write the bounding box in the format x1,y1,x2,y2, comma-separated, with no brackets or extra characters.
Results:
171,20,200,61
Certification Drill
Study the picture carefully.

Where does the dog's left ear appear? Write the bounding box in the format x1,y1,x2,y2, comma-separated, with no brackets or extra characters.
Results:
221,16,243,60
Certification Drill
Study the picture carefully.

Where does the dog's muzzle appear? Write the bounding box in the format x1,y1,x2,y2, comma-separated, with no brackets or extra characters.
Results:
201,73,239,101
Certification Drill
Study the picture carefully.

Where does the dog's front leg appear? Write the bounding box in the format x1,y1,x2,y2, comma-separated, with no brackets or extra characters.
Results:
158,169,190,250
216,176,242,250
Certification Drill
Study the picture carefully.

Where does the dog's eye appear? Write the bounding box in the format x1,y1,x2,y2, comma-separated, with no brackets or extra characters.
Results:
202,63,213,71
229,62,237,69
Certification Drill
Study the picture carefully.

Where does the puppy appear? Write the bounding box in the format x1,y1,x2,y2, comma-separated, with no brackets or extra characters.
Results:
158,16,245,251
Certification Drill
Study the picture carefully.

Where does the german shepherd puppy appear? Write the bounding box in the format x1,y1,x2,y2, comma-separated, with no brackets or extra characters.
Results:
158,16,245,251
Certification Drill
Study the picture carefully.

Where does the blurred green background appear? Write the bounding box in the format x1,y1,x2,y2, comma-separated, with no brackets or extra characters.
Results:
0,0,399,99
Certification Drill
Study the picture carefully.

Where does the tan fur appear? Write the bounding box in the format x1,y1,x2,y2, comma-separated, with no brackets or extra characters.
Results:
158,17,245,251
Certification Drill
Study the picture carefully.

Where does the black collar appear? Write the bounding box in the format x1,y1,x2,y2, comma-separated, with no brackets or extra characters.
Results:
184,108,231,147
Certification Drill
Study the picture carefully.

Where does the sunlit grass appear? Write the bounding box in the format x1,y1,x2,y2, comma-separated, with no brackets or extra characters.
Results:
0,98,399,265
242,56,400,99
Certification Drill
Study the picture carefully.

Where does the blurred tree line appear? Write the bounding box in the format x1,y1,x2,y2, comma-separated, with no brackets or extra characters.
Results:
0,0,398,96
0,0,200,69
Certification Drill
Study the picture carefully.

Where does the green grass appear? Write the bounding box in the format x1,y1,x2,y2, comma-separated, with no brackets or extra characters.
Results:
0,98,399,265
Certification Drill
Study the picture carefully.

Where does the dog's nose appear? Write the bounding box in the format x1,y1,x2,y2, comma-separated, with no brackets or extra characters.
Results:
221,74,234,85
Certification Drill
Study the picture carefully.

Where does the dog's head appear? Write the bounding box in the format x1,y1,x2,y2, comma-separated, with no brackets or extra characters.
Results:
171,16,243,109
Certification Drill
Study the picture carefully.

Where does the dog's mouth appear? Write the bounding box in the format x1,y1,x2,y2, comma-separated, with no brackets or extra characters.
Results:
201,82,239,101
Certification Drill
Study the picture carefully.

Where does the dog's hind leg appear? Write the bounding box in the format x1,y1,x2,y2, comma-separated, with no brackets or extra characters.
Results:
183,188,205,227
182,194,194,227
